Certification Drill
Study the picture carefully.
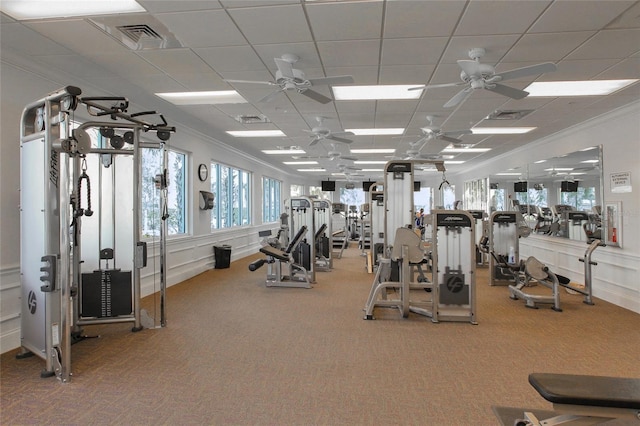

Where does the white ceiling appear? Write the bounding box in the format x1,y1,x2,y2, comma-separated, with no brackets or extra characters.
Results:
1,0,639,181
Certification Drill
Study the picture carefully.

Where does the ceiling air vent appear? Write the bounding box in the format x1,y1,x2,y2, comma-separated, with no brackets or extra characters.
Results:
234,114,271,124
485,109,534,120
117,24,163,44
89,15,183,50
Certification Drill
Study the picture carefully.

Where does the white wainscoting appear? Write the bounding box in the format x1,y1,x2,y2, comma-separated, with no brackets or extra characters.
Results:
520,235,640,314
1,225,275,354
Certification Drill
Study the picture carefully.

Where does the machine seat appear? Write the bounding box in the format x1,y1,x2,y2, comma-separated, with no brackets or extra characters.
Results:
529,373,640,410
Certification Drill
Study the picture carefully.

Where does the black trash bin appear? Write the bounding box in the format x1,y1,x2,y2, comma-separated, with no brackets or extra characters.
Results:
214,245,232,269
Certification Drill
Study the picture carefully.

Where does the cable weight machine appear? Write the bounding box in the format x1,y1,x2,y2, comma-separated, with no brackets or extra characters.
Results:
18,86,174,382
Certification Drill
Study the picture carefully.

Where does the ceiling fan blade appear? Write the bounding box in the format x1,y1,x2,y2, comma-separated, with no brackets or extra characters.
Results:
224,79,276,86
309,136,322,146
495,62,557,82
442,129,473,137
457,59,481,76
274,58,295,79
420,138,451,156
257,89,284,103
308,75,354,86
438,134,463,144
423,82,466,90
327,135,353,144
340,155,358,161
443,87,473,108
300,89,333,104
486,83,529,100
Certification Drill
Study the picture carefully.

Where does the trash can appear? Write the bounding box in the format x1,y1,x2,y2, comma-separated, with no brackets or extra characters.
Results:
214,245,232,269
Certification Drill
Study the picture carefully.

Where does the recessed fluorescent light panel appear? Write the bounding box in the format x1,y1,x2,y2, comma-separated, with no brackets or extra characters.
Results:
262,149,305,155
361,169,384,172
496,172,523,176
333,85,423,101
354,160,388,165
0,0,145,20
444,161,466,164
298,168,326,172
228,130,285,137
442,148,491,153
157,91,246,105
581,160,599,164
525,80,638,97
350,149,396,154
346,128,405,136
283,161,318,165
471,127,535,134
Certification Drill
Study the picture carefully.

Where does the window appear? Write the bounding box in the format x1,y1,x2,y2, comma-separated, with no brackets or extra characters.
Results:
308,185,328,200
561,186,596,211
262,176,281,223
414,187,433,214
339,187,364,210
290,184,305,197
141,147,187,237
211,163,251,230
441,185,456,210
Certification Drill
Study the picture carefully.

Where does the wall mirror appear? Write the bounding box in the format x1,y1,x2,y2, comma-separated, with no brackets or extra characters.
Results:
486,146,604,243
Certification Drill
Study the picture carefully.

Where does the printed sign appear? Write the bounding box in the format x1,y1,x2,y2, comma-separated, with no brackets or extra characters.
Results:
610,171,631,193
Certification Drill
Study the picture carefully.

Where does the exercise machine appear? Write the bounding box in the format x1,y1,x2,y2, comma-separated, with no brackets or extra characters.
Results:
489,211,521,285
19,86,173,382
366,182,384,274
331,202,348,258
468,210,487,265
313,199,333,271
358,203,371,255
508,239,604,311
248,226,312,288
286,197,316,283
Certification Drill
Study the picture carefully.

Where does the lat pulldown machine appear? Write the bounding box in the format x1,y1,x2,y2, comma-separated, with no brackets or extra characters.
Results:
18,86,174,382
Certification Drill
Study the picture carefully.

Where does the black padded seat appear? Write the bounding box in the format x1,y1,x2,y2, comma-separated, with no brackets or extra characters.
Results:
259,245,289,262
529,373,640,410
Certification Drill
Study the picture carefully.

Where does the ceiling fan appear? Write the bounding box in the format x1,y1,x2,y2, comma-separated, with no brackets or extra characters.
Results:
303,116,354,146
418,115,471,145
224,54,354,104
410,48,557,108
293,143,358,161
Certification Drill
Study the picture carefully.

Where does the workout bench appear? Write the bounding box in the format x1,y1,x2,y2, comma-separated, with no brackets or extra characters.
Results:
518,373,640,425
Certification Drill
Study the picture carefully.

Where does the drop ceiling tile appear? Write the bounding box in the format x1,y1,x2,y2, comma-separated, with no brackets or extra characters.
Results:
125,74,187,93
529,0,635,33
219,0,299,7
1,22,74,56
455,0,550,36
326,66,379,85
566,29,640,60
153,10,246,47
227,4,312,45
379,65,436,85
306,1,383,41
171,73,230,91
502,31,596,62
384,0,466,38
137,48,215,75
317,40,381,67
381,37,448,66
87,52,164,77
138,0,222,13
195,46,265,73
595,57,640,79
25,19,130,55
31,54,114,80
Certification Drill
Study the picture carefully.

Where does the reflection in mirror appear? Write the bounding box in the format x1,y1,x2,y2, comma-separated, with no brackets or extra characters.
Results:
488,146,603,243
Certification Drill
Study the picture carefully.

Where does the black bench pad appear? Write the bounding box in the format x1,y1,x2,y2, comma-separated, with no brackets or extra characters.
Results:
259,245,289,262
529,373,640,410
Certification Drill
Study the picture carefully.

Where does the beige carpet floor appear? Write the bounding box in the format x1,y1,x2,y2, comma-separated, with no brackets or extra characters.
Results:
2,243,639,425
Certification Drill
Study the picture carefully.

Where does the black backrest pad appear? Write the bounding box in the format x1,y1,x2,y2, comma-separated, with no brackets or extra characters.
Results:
285,226,308,253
